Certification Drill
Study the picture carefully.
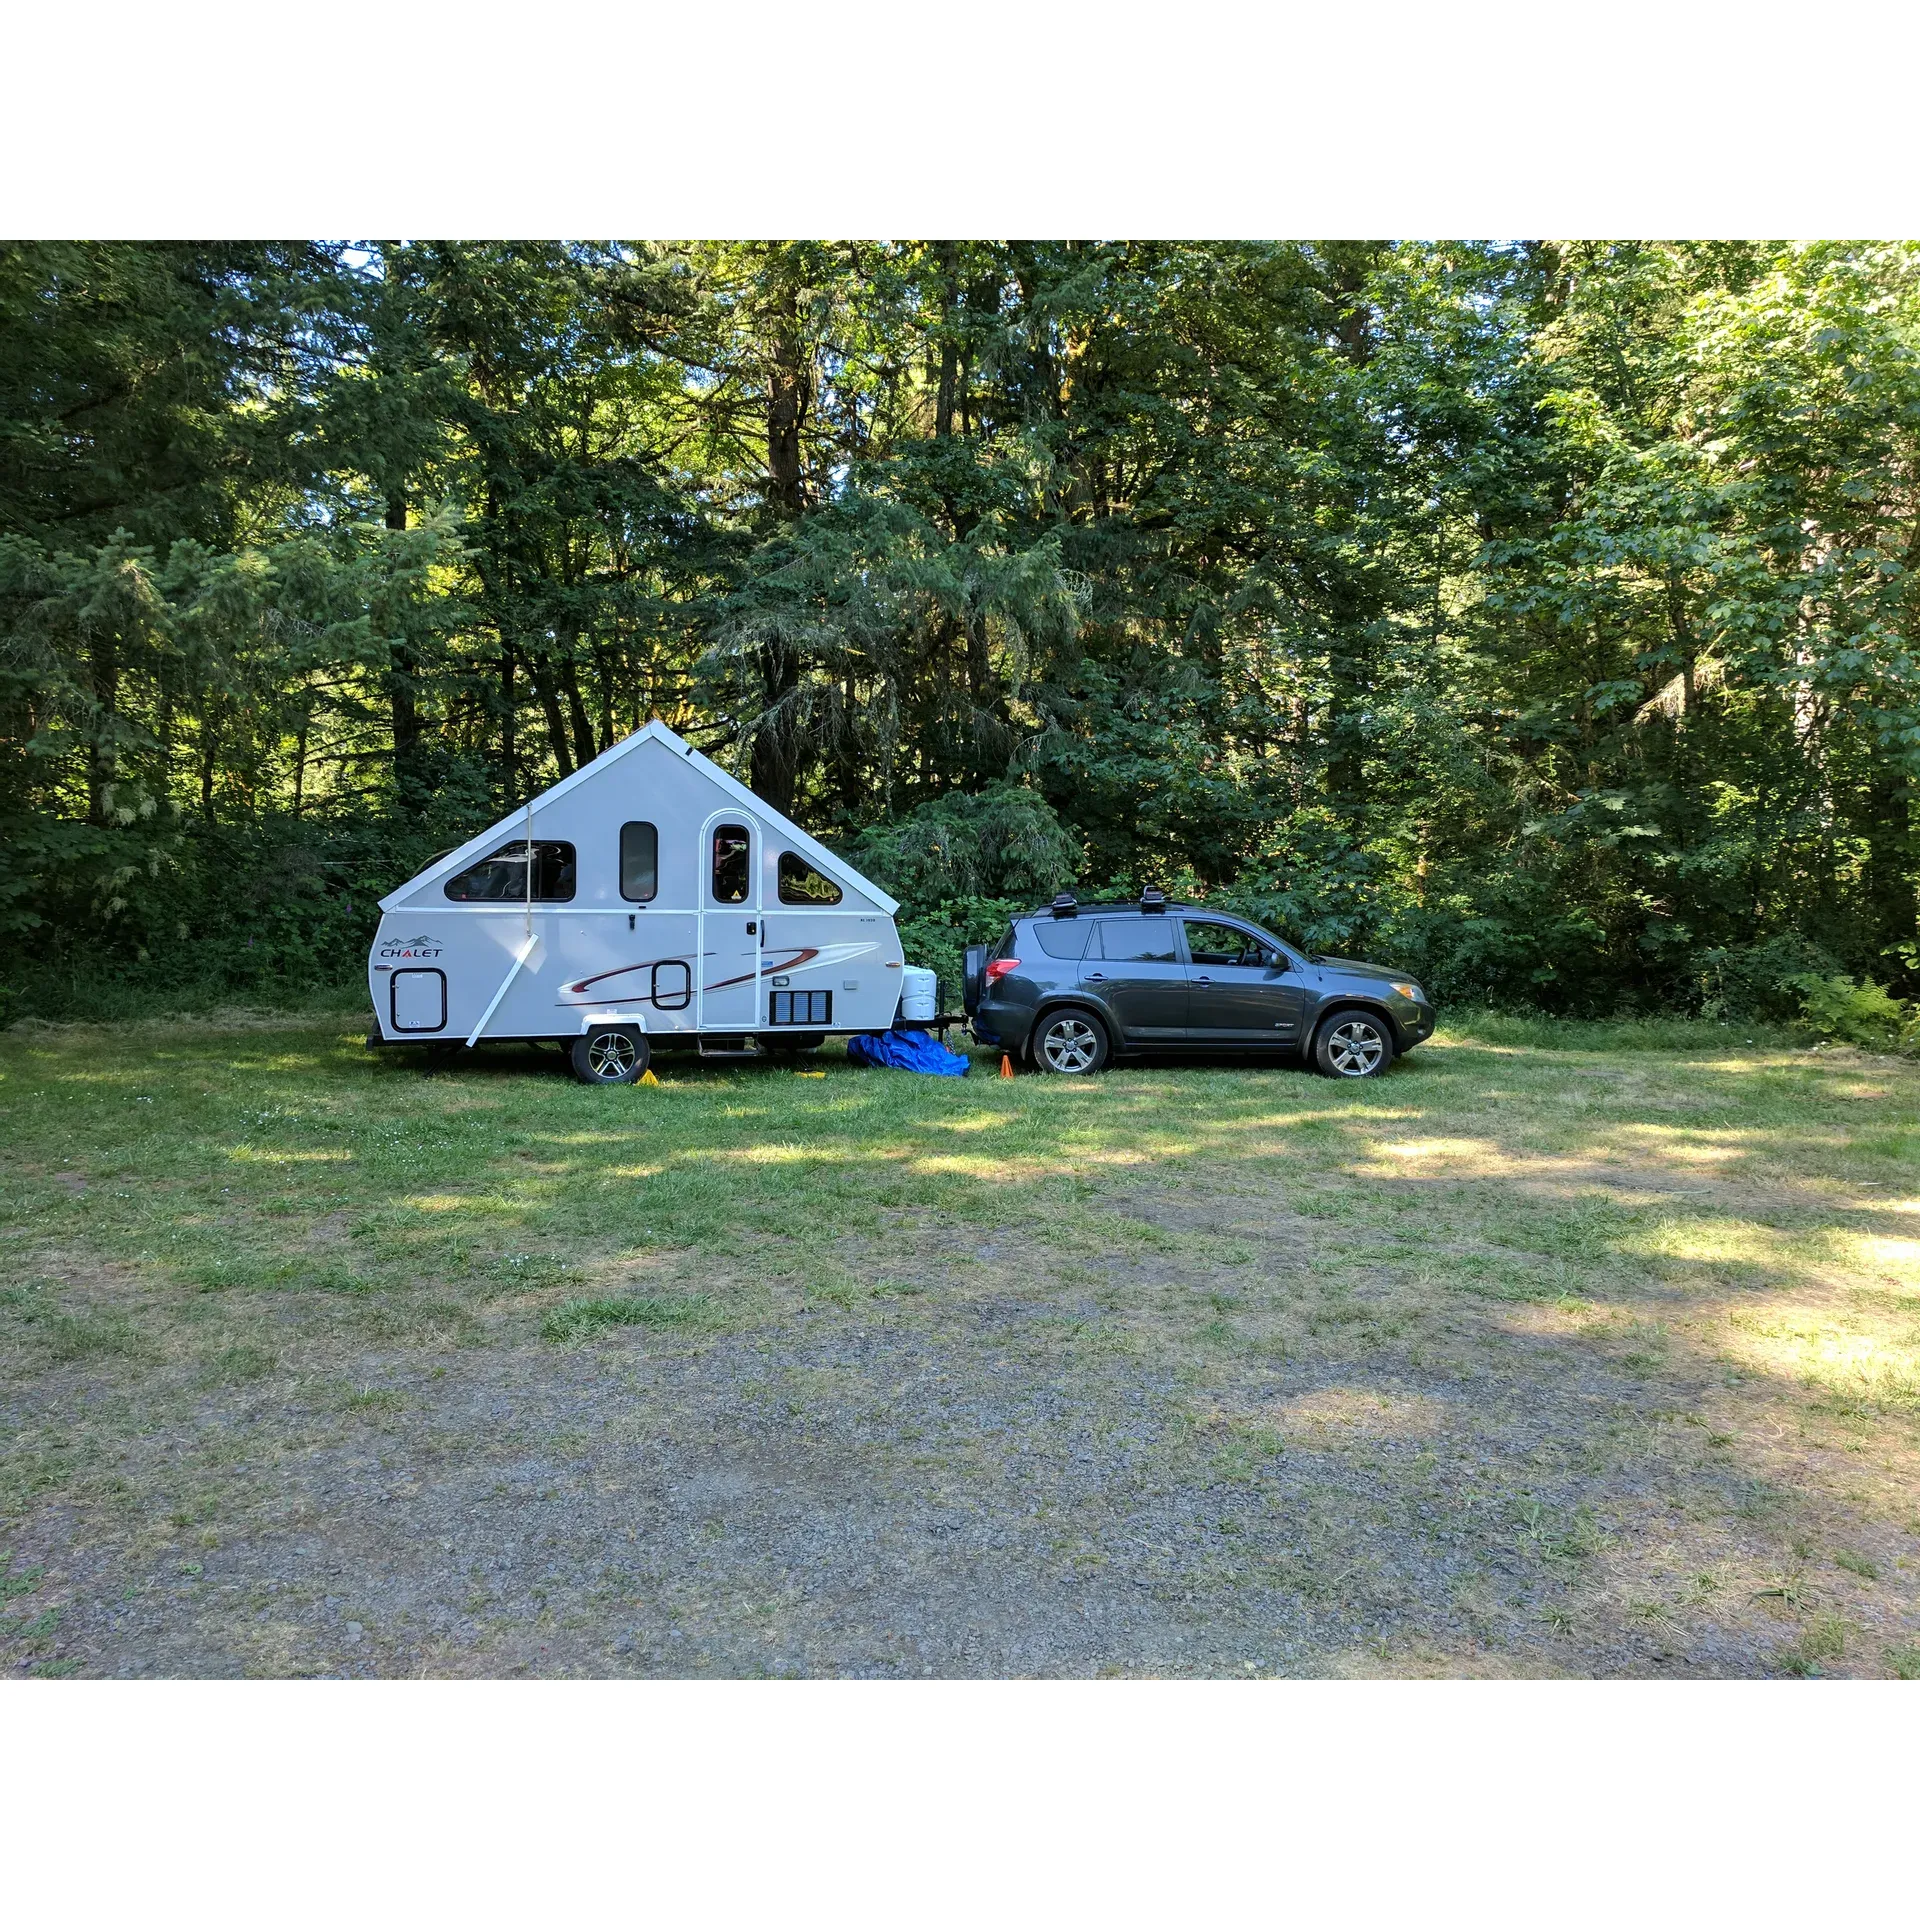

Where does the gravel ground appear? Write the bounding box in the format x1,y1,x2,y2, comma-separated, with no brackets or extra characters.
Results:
4,1016,1919,1678
2,1316,1812,1678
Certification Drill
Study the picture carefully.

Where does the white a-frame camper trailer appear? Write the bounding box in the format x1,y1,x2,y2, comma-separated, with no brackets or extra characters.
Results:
366,720,918,1083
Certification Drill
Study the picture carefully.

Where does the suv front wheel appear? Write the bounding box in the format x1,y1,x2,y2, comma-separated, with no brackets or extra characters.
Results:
1313,1010,1392,1080
1032,1008,1109,1076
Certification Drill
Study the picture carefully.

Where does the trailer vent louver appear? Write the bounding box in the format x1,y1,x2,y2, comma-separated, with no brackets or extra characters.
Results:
769,990,832,1026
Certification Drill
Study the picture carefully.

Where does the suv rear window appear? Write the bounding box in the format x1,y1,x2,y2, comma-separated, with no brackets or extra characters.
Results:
1093,916,1178,964
1032,919,1090,961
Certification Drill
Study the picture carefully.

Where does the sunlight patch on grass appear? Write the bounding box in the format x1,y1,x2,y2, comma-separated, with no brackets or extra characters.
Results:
910,1112,1017,1135
1855,1236,1920,1273
1722,1310,1920,1412
711,1143,866,1166
607,1163,668,1180
1607,1124,1755,1165
225,1146,356,1165
404,1193,526,1216
902,1153,1027,1181
1623,1218,1813,1276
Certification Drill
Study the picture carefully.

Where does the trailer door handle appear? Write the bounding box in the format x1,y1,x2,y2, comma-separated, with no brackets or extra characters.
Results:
746,920,757,936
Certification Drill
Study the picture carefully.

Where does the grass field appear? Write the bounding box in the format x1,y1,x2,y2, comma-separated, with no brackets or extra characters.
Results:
3,1010,1919,1678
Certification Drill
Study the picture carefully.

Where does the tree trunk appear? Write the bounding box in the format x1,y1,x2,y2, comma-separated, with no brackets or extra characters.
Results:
387,490,425,811
765,272,808,518
594,641,616,755
749,251,811,815
292,682,311,818
199,701,220,824
560,654,597,770
529,653,576,781
86,623,118,826
934,242,960,440
1863,748,1917,971
498,638,518,803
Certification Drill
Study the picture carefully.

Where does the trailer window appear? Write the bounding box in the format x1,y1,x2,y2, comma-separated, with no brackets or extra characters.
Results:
777,852,842,905
711,824,750,903
444,840,576,902
620,821,658,902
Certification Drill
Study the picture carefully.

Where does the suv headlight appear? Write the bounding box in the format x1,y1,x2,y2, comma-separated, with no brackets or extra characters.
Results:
1390,981,1427,1004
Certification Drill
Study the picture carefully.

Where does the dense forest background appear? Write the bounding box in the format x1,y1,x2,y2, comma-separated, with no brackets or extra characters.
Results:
2,239,1917,1023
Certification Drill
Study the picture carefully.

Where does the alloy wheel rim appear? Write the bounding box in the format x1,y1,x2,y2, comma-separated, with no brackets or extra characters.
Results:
1327,1021,1384,1075
588,1033,637,1079
1043,1020,1098,1072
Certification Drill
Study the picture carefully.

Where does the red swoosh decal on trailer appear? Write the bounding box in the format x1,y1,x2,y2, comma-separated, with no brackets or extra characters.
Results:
562,947,821,996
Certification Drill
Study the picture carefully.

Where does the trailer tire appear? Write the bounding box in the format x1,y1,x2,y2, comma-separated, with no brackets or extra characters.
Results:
570,1025,650,1086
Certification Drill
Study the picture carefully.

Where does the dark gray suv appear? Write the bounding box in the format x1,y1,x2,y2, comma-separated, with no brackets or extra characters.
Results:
964,891,1433,1078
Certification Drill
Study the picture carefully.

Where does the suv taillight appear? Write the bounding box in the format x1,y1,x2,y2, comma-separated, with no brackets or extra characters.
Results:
984,958,1021,987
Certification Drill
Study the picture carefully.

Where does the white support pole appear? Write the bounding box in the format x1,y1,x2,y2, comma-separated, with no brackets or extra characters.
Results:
468,933,539,1048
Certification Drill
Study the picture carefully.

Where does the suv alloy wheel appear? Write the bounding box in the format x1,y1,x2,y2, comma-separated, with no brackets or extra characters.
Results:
1313,1010,1391,1079
1033,1008,1109,1075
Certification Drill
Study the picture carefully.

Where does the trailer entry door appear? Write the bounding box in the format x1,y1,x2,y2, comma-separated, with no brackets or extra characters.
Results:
699,817,762,1030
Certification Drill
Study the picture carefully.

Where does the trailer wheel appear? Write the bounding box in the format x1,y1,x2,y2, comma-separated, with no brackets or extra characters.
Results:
570,1025,649,1086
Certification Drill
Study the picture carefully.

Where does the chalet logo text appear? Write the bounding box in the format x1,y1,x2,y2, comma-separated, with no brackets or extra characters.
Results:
379,933,444,960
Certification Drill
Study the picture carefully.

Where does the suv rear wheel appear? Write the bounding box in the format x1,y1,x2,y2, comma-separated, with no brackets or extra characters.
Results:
1032,1008,1109,1076
1313,1010,1391,1080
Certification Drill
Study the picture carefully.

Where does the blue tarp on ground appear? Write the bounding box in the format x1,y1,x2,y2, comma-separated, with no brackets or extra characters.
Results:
847,1027,970,1074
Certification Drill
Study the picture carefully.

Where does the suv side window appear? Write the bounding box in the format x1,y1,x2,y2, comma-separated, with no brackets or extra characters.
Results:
1184,919,1267,968
1033,919,1090,961
1094,916,1179,964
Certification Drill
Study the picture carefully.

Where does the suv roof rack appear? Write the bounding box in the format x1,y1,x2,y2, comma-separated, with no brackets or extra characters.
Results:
1025,892,1189,917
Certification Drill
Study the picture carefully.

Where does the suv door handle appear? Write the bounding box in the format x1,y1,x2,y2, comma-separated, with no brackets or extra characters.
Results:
1193,975,1212,986
1085,971,1107,981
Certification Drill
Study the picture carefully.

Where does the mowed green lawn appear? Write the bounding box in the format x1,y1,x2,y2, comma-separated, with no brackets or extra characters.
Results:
3,1011,1919,1678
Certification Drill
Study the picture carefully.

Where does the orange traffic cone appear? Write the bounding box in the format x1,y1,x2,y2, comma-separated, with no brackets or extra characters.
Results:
999,1053,1014,1080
